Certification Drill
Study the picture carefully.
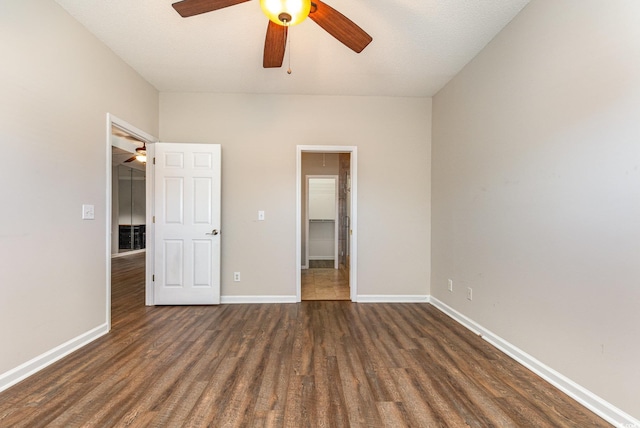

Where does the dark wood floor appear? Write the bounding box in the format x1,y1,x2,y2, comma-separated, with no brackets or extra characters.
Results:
0,252,610,427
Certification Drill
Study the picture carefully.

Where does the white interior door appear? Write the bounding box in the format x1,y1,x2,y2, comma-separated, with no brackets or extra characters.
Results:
154,142,221,305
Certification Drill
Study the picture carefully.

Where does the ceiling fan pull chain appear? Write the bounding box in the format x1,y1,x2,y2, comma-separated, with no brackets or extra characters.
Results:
287,24,292,74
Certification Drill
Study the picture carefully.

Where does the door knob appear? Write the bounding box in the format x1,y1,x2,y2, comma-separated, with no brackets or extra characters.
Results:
206,229,219,235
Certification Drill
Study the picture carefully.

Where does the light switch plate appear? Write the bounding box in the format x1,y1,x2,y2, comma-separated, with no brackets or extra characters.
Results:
82,204,95,220
258,210,265,221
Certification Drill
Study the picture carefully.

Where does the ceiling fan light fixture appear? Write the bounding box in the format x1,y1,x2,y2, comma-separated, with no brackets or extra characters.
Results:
135,142,147,163
260,0,311,26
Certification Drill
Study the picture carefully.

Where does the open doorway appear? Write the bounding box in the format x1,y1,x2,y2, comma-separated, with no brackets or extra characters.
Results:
296,146,357,302
107,114,156,322
111,147,146,256
302,164,346,300
110,123,148,259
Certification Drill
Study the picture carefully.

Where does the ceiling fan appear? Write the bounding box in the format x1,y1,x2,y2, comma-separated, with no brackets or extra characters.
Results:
112,126,147,163
124,142,147,163
171,0,373,68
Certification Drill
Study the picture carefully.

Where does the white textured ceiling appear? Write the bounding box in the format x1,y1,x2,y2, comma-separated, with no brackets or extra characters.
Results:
54,0,529,97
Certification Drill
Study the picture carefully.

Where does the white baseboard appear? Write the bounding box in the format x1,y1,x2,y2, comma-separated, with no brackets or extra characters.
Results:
429,297,640,428
221,295,298,304
0,323,109,393
223,295,431,304
356,295,430,303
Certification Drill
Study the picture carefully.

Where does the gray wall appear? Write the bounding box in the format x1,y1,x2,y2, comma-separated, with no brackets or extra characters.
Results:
0,0,158,377
118,166,146,226
159,93,432,298
432,0,640,418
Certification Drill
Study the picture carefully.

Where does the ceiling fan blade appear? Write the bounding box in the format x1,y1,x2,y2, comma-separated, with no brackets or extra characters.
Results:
263,21,288,68
309,0,372,53
172,0,250,18
124,156,137,163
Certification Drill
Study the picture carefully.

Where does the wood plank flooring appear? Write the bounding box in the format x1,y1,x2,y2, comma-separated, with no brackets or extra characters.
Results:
301,265,350,301
0,252,610,427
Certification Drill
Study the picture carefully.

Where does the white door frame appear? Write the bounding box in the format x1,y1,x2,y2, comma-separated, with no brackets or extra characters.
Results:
296,145,358,302
106,114,157,319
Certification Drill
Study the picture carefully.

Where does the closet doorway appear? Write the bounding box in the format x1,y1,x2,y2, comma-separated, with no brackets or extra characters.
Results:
296,146,357,301
306,176,339,270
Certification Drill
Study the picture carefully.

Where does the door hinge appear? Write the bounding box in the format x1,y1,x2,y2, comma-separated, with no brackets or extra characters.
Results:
152,274,155,282
153,216,155,223
153,157,156,165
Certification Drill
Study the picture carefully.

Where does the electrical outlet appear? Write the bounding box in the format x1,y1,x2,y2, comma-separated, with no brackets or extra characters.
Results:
448,279,453,292
467,287,473,301
234,272,241,282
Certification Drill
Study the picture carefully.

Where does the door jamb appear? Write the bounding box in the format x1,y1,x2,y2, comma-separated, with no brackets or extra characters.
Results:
106,114,157,316
296,145,358,302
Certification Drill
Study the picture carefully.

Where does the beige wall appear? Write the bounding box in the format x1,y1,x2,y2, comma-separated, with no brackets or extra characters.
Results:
432,0,640,418
160,93,432,298
0,0,158,375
